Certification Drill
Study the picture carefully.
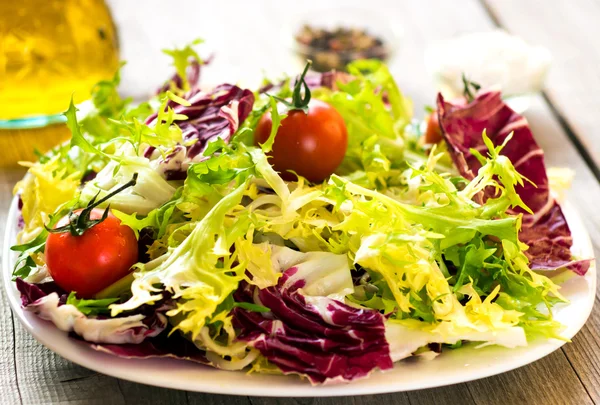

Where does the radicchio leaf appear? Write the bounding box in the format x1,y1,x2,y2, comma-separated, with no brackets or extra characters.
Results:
437,90,590,275
16,278,168,344
89,330,209,365
232,268,393,384
17,278,66,306
520,203,592,275
146,84,255,176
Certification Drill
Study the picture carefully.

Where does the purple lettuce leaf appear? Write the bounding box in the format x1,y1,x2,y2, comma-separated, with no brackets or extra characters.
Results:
146,84,254,168
520,203,592,276
437,90,591,275
232,268,393,384
15,278,168,344
16,278,67,306
89,330,209,365
17,278,209,363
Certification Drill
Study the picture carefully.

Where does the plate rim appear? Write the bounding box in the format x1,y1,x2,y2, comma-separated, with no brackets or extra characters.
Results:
3,194,596,397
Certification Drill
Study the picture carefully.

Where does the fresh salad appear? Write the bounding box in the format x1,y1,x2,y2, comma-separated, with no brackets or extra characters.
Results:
12,41,591,384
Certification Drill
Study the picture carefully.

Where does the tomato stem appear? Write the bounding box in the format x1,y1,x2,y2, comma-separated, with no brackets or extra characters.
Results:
47,173,138,237
462,72,481,102
270,60,312,114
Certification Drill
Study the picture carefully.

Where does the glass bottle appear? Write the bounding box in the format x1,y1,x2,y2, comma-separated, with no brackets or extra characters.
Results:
0,0,119,165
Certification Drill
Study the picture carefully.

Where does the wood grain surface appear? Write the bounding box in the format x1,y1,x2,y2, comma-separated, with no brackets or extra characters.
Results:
1,1,599,404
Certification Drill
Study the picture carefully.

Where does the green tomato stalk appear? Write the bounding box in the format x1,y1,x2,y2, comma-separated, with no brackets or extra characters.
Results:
46,173,138,237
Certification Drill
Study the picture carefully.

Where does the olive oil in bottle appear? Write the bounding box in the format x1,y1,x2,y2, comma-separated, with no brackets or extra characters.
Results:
0,0,119,165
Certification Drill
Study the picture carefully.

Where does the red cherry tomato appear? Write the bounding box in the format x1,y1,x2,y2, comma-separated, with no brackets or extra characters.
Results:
255,99,348,183
45,208,138,298
424,111,443,144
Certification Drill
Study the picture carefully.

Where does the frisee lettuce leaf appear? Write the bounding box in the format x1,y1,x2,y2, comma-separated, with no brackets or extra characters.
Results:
110,181,249,339
65,98,112,159
162,38,203,92
258,96,287,153
314,59,412,177
11,231,47,280
66,293,119,316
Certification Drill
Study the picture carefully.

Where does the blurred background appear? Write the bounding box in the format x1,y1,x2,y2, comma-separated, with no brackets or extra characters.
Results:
0,0,555,165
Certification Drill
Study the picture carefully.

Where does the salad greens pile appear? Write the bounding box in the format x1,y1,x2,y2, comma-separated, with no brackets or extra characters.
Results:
12,40,587,384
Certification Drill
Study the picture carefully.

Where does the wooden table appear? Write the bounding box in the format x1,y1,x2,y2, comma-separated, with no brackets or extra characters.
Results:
2,0,599,404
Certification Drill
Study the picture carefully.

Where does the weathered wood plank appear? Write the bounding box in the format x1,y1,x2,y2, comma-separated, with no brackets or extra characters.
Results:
249,394,412,405
562,318,600,402
1,298,21,405
0,170,27,405
188,392,251,405
483,0,600,168
12,322,124,405
468,350,594,405
116,380,189,404
408,384,475,405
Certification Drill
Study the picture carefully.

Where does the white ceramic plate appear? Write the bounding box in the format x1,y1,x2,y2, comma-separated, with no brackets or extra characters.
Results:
3,196,596,397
